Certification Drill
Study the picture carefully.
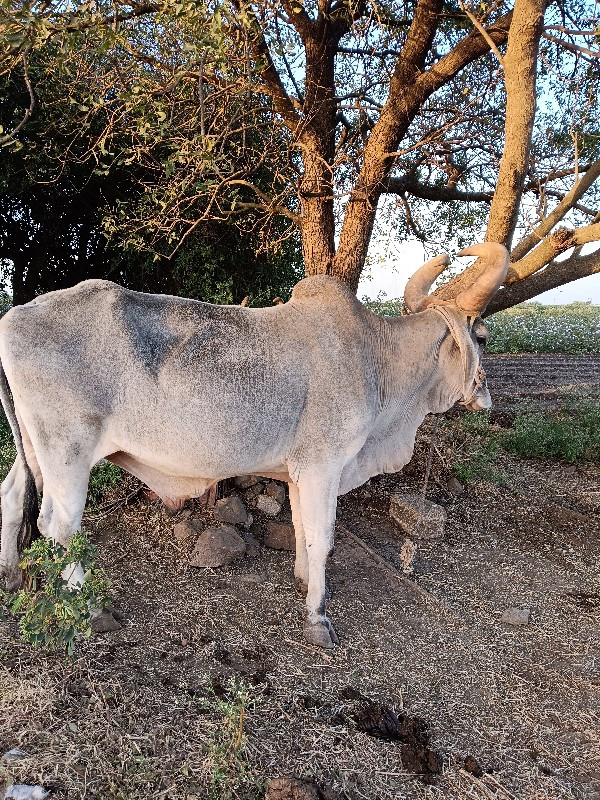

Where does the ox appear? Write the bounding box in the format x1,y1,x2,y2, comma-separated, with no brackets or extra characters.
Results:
0,242,508,648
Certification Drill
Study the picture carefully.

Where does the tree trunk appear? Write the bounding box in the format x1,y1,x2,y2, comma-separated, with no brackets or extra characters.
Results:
300,33,338,277
435,0,546,302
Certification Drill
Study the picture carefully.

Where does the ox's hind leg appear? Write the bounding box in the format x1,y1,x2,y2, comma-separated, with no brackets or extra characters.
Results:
0,440,42,591
37,469,90,589
295,472,340,649
1,457,30,590
289,482,309,593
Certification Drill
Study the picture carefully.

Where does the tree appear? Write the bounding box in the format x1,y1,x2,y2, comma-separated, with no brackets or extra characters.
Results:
0,46,302,305
1,0,599,311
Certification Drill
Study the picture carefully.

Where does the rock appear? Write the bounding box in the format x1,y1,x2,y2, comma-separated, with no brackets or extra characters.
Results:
256,494,282,517
265,481,286,505
389,493,446,539
1,750,27,763
500,607,531,626
178,507,193,520
237,570,269,585
244,483,265,502
264,522,295,551
173,519,203,542
213,495,251,528
90,609,122,633
447,476,464,496
189,525,246,567
464,754,484,777
233,475,261,489
264,777,319,800
4,786,50,800
241,529,260,556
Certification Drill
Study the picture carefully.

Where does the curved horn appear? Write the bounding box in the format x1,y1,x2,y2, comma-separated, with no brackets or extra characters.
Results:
404,254,450,312
454,243,509,314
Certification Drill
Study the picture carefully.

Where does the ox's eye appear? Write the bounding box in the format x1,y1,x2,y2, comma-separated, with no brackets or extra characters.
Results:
476,335,487,347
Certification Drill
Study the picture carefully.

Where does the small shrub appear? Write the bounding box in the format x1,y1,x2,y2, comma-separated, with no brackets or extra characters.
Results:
453,438,506,486
195,678,263,800
3,531,110,656
503,396,600,463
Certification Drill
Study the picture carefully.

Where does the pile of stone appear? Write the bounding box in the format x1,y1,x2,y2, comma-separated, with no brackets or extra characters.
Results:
174,476,296,567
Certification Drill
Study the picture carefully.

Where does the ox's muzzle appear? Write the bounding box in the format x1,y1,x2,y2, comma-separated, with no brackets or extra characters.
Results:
462,366,492,411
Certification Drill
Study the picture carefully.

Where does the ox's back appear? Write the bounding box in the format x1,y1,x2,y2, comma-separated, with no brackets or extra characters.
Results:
0,277,384,479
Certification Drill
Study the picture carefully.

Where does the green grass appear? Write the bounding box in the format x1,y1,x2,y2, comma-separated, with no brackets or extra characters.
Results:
503,396,600,463
448,395,600,484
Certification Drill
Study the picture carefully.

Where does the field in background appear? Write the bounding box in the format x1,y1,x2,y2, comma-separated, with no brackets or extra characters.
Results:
364,300,600,354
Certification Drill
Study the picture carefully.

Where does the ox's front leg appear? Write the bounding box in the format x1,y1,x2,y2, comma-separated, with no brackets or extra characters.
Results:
295,472,340,649
288,482,308,594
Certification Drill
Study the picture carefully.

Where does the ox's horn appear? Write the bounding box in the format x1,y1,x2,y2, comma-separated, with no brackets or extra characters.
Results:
404,254,451,313
454,242,509,315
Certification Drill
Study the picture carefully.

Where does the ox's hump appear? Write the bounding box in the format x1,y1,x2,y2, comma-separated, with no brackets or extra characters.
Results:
291,275,359,307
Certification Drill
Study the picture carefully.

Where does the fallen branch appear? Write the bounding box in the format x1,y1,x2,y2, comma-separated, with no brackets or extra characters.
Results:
336,520,462,622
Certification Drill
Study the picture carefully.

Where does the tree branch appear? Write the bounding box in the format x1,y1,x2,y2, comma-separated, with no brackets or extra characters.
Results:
385,175,493,202
0,50,34,146
507,222,600,284
486,247,600,314
511,158,600,263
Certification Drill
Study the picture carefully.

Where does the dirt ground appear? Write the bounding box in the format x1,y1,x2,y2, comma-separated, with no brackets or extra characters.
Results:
1,354,599,800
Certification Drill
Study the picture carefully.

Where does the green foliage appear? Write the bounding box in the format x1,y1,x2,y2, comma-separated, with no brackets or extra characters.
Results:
192,678,263,800
86,461,123,509
503,396,600,463
4,532,110,656
362,295,405,317
486,303,600,354
448,396,600,484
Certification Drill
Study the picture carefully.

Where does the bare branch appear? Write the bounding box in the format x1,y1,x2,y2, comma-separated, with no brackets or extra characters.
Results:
385,175,492,202
542,31,600,58
458,0,505,68
0,50,34,147
486,246,600,314
511,159,600,262
507,222,600,284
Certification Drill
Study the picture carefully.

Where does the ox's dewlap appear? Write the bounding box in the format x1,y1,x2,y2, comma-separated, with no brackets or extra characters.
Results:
390,493,446,539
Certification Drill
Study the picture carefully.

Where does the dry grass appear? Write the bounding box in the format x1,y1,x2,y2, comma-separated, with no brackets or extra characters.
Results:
1,357,600,799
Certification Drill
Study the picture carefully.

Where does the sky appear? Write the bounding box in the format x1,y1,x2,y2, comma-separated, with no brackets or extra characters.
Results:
358,238,600,305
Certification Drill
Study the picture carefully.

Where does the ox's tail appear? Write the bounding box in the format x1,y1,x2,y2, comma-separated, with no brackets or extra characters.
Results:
0,358,40,554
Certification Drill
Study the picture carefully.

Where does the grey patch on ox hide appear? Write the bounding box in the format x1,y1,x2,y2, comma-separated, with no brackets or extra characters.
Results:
118,294,179,379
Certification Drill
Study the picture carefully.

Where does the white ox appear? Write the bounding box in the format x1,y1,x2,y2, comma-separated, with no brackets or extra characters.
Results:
0,243,508,648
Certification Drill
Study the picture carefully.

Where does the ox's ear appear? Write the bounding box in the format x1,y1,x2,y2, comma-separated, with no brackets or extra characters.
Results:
404,254,450,313
454,243,509,315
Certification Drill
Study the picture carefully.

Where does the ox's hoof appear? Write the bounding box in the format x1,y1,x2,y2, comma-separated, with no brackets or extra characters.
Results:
304,619,339,649
90,609,122,634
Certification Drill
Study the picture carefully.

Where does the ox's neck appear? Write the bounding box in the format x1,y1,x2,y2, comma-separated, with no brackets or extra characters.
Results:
379,309,462,419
